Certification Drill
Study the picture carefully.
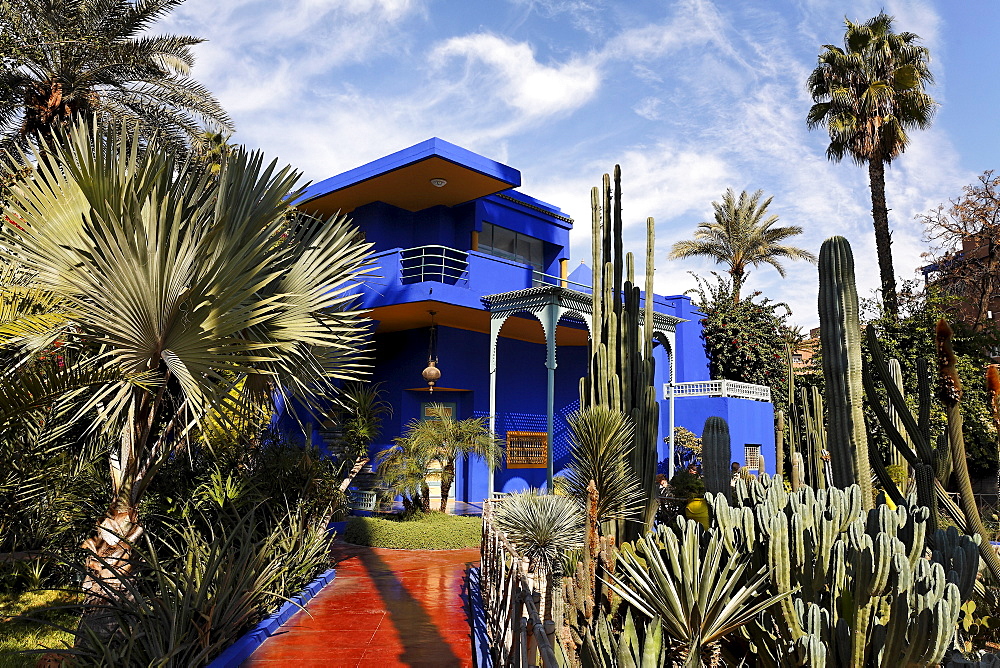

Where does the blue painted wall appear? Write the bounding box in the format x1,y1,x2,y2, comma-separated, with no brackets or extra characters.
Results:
367,324,589,498
672,396,776,475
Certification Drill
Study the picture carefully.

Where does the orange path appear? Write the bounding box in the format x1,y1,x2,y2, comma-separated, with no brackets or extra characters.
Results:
242,542,480,668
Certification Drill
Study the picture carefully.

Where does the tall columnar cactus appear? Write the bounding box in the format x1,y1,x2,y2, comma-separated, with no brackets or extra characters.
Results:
774,409,786,482
703,416,732,500
936,319,1000,583
886,358,911,473
790,452,804,491
818,236,873,509
580,166,659,538
799,386,827,489
709,476,976,667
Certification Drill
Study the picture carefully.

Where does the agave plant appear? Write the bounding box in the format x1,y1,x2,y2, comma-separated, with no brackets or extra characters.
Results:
606,519,789,667
493,490,584,571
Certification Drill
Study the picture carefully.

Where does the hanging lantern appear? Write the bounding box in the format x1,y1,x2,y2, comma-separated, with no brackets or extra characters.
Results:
422,310,440,392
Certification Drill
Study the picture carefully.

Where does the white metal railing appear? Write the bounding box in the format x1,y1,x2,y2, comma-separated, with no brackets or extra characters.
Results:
400,245,469,284
531,270,591,290
347,489,378,512
666,379,772,402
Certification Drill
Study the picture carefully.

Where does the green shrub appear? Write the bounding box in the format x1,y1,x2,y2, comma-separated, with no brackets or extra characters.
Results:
668,470,706,500
344,513,482,550
51,503,332,667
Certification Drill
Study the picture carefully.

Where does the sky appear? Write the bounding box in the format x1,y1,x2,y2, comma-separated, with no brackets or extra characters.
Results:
157,0,1000,329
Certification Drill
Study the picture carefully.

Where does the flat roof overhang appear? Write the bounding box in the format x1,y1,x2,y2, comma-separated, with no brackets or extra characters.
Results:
295,138,521,218
369,301,589,346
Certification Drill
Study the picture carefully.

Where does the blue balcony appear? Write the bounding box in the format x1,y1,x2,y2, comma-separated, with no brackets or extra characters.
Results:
359,245,580,312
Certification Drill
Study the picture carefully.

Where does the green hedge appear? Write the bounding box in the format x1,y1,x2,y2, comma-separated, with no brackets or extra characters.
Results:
344,513,482,550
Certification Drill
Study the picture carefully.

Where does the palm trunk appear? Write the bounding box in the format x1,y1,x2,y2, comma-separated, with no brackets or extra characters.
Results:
730,266,743,303
868,159,899,318
75,501,143,648
439,458,455,513
75,385,160,649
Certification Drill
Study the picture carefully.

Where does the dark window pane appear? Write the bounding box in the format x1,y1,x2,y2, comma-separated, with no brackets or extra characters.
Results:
493,225,516,256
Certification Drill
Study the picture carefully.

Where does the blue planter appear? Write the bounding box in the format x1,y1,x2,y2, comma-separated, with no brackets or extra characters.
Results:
206,567,337,668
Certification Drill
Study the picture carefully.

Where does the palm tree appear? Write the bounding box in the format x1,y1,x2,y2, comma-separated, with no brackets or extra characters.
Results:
0,120,372,638
378,404,502,513
668,189,815,302
0,0,232,153
807,12,936,318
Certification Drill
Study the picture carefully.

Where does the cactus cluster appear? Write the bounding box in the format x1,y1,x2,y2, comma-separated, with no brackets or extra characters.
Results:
562,481,616,664
580,166,659,536
711,475,976,666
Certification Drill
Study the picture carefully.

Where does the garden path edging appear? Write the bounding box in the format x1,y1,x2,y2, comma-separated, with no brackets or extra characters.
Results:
205,567,336,668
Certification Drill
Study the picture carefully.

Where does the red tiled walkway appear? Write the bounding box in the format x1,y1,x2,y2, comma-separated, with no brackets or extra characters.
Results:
242,542,480,668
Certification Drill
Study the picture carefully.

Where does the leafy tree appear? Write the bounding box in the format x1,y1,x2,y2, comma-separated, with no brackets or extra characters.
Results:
864,285,999,478
0,0,232,153
376,404,502,513
807,12,936,317
668,188,814,303
0,120,372,638
920,170,1000,338
689,272,791,401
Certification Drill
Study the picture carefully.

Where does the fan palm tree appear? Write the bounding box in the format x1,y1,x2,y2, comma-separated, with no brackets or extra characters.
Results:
0,0,232,153
807,12,936,318
668,189,815,302
0,120,372,638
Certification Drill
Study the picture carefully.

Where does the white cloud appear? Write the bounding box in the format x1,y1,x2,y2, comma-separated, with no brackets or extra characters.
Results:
633,97,664,120
429,33,601,118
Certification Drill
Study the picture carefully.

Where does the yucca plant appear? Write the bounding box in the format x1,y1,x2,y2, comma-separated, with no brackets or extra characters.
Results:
493,490,584,571
0,119,372,639
563,406,644,523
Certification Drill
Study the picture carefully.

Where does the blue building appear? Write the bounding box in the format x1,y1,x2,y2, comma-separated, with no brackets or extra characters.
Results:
295,138,776,504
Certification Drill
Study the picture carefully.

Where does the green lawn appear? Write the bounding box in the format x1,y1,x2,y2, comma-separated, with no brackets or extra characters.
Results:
344,512,482,550
0,589,78,668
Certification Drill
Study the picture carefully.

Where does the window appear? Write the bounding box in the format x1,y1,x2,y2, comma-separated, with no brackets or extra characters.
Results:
506,431,547,468
744,445,762,473
479,223,544,271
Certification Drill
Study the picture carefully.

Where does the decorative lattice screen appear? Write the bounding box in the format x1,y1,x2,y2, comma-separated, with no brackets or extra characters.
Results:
506,431,547,469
